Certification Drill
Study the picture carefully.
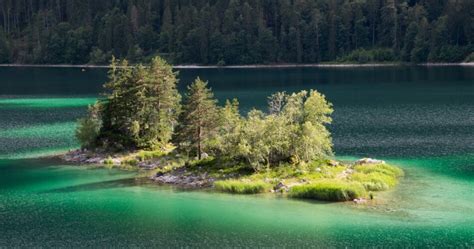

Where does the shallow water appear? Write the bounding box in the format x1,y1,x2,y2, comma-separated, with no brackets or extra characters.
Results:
0,66,473,247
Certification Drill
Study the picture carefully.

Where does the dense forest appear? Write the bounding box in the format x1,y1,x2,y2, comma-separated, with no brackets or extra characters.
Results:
0,0,473,65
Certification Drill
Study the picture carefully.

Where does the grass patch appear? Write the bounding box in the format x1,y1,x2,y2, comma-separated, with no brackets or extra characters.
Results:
136,150,167,161
289,180,367,201
214,180,271,194
354,163,404,177
351,163,404,191
247,162,345,184
350,172,397,191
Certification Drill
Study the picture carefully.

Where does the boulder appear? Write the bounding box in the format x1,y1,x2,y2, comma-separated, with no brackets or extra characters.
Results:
274,182,289,192
355,158,385,165
328,160,340,167
353,198,367,204
85,157,103,164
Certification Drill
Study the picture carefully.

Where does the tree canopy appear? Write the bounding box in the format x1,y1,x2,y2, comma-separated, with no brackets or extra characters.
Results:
76,56,335,171
174,77,220,159
79,56,181,150
1,0,473,64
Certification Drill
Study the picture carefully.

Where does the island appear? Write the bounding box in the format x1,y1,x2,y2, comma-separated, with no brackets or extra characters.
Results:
62,56,403,203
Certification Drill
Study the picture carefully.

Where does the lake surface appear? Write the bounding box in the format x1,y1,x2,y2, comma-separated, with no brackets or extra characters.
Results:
0,66,473,247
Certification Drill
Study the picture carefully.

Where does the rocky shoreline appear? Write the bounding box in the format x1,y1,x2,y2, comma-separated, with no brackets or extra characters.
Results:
62,149,217,188
60,149,386,193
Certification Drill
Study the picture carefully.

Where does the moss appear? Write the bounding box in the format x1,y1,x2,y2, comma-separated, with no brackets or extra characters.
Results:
289,180,367,201
214,180,271,194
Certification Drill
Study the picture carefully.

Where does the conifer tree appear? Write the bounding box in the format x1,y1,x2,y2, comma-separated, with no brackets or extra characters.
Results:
175,78,219,159
97,56,180,150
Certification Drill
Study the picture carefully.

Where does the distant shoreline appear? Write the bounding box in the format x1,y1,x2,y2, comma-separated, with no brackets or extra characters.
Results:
0,62,473,69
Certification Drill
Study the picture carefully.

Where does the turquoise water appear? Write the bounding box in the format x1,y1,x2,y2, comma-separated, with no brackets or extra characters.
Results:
0,66,473,247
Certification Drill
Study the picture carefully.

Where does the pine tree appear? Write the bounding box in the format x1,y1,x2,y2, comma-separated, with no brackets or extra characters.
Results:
98,56,181,150
175,77,219,159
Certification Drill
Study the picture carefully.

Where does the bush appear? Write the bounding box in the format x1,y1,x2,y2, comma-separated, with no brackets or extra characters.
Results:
75,116,100,148
289,180,367,201
214,180,271,194
103,156,114,165
75,103,102,148
136,150,166,161
188,157,216,168
122,158,138,166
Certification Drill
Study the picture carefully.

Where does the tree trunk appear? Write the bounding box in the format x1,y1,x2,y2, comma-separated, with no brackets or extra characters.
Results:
197,125,202,160
393,0,399,52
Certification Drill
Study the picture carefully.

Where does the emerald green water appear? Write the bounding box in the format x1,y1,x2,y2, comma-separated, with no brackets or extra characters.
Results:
0,66,473,247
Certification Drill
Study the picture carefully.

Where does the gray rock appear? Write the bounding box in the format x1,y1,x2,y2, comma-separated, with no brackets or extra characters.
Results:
355,158,385,165
353,198,367,204
200,152,209,159
274,182,289,192
328,160,340,166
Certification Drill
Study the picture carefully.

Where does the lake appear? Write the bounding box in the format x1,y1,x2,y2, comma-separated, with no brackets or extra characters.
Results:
0,66,473,247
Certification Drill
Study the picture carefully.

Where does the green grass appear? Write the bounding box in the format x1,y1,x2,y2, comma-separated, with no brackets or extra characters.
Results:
350,172,397,191
289,180,367,201
354,163,404,177
136,150,166,161
247,162,346,184
351,163,404,191
214,180,271,194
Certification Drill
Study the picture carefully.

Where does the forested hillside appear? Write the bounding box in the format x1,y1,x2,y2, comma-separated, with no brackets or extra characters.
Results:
0,0,472,65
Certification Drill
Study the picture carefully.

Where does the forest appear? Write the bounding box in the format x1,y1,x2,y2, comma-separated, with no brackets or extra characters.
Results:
0,0,473,65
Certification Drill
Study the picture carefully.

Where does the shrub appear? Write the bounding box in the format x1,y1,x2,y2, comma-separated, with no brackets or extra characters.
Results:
214,180,271,194
103,156,114,165
122,158,138,166
188,157,216,168
75,103,102,149
289,180,367,201
136,150,166,161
